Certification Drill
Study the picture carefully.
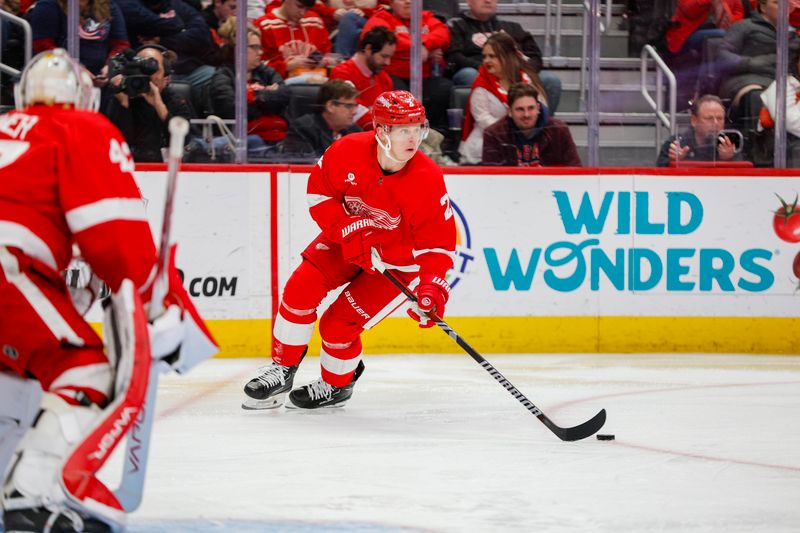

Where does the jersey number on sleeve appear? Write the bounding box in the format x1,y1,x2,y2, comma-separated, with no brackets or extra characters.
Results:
109,138,135,174
440,193,454,221
0,140,30,170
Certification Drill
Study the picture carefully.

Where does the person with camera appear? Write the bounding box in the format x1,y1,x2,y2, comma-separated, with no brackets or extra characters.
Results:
105,44,197,162
656,94,743,167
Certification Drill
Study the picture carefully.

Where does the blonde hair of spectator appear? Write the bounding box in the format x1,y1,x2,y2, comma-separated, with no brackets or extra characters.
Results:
484,33,547,106
57,0,110,22
218,16,260,46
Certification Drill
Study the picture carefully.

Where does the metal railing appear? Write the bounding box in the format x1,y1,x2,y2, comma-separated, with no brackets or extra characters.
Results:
577,0,611,110
542,0,612,61
640,44,677,152
0,10,32,77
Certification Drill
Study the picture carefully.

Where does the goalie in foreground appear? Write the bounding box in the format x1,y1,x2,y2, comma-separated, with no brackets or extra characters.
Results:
0,49,217,532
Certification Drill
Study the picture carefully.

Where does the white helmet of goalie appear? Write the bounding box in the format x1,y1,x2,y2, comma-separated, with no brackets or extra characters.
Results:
14,48,99,112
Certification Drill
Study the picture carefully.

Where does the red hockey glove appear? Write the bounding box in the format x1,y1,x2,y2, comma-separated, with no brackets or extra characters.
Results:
407,274,451,328
336,216,379,271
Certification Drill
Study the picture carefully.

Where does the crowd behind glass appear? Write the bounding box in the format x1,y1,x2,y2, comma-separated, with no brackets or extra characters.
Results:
1,0,797,166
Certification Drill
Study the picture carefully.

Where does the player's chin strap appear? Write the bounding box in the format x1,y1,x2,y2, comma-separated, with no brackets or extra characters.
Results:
375,128,406,164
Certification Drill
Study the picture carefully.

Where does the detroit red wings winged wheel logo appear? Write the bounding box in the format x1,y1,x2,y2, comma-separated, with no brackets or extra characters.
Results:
773,194,800,282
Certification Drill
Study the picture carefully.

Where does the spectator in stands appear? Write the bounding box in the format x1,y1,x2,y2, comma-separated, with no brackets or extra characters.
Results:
664,0,745,109
459,32,547,164
1,0,25,105
332,0,453,57
330,26,395,130
210,19,290,144
323,0,389,58
754,50,800,166
106,44,197,162
116,0,217,91
717,0,800,144
255,0,334,81
281,79,361,156
203,0,236,45
28,0,129,78
446,0,562,113
362,0,452,131
483,83,580,166
656,94,742,166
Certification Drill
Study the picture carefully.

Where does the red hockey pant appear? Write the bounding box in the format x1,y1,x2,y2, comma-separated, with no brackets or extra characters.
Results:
273,235,415,387
0,247,111,407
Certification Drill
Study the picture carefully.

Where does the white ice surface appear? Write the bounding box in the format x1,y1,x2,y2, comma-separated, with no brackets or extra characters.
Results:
97,354,800,532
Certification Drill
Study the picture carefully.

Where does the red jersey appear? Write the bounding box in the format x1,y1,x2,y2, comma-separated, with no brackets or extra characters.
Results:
255,9,332,78
307,131,456,278
0,105,156,291
330,58,394,130
361,10,450,79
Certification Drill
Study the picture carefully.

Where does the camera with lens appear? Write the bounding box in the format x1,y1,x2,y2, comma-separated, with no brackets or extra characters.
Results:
108,50,159,97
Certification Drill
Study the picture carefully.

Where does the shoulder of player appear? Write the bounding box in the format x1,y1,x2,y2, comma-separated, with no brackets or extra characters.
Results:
408,150,443,176
403,152,445,190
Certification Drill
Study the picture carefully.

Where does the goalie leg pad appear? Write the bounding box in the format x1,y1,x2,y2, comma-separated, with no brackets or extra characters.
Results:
0,372,42,480
3,280,151,532
2,393,123,532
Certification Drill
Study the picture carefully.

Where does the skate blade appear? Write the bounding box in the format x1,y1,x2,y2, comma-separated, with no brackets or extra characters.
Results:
285,398,348,410
241,393,286,410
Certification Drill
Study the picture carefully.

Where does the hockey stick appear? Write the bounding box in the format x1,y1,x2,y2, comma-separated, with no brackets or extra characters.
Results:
114,117,190,512
370,248,606,442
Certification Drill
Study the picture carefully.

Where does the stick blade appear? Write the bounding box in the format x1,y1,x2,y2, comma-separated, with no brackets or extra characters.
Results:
545,408,607,442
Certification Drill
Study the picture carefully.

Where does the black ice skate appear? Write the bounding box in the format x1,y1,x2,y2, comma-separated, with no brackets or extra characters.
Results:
3,497,111,533
286,361,365,409
241,354,304,410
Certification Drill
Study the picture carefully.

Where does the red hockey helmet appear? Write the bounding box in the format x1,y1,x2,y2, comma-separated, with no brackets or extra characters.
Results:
372,90,426,126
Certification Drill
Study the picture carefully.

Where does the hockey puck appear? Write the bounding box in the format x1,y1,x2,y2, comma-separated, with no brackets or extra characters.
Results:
596,434,615,441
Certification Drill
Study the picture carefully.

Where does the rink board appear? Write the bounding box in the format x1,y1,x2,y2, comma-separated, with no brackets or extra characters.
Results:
114,165,800,356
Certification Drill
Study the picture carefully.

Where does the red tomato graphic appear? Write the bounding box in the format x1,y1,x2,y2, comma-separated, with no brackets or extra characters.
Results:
773,195,800,243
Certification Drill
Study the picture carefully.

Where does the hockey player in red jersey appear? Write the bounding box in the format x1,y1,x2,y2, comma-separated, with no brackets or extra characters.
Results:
0,49,217,532
243,90,456,410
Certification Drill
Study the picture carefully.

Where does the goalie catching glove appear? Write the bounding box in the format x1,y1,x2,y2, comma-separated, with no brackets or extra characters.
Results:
143,244,219,373
407,274,451,328
336,215,381,271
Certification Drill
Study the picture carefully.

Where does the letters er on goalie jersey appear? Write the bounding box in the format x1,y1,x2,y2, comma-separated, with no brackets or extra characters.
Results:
243,90,457,410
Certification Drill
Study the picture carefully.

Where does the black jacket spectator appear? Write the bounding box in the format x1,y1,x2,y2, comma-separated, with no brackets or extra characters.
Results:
717,12,800,102
446,11,543,74
116,0,216,74
282,113,361,157
210,64,289,121
106,86,196,162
